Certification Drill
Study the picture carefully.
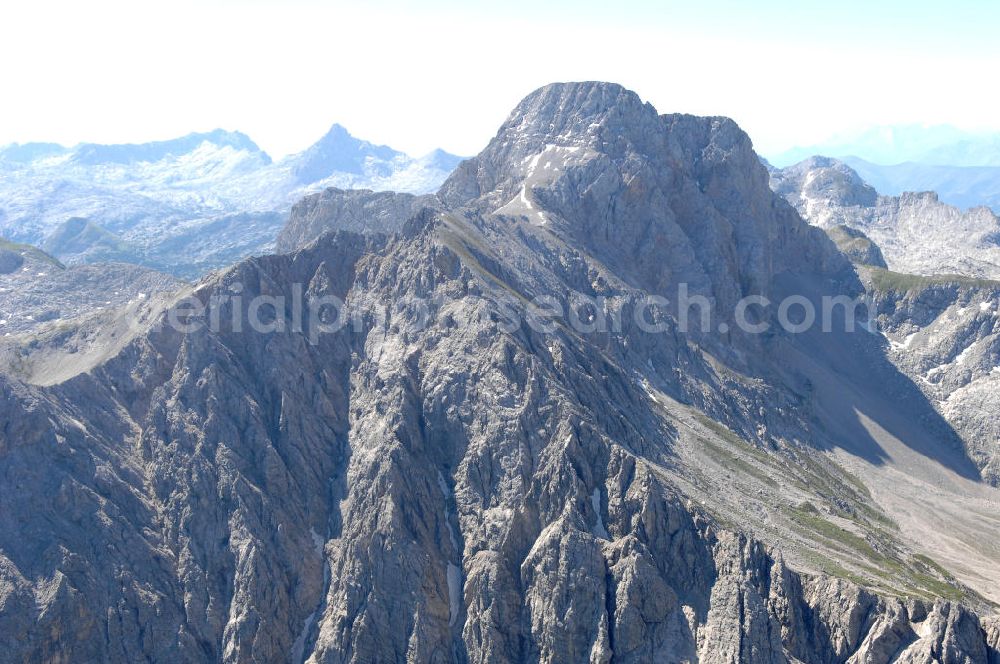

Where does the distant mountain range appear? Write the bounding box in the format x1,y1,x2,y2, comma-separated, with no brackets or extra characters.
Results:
839,157,1000,213
766,125,1000,213
767,124,1000,168
0,126,462,276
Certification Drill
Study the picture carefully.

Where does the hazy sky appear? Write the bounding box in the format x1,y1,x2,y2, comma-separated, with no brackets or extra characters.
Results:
1,0,997,158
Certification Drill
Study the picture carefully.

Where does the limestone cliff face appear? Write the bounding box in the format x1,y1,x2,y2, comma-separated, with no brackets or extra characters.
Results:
275,187,436,254
440,83,852,311
1,83,998,663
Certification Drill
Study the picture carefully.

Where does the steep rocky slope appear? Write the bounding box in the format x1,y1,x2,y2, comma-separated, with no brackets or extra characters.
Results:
771,159,1000,488
1,83,999,663
770,157,1000,280
0,127,459,277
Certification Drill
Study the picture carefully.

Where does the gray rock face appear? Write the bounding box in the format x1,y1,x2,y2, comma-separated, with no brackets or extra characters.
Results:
275,188,437,253
1,82,998,663
771,157,1000,280
772,157,1000,485
865,269,1000,483
441,83,852,313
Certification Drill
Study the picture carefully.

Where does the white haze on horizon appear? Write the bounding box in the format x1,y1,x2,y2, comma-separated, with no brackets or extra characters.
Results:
1,0,998,160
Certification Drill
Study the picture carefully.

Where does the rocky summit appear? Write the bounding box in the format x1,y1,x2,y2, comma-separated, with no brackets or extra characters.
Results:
1,82,999,663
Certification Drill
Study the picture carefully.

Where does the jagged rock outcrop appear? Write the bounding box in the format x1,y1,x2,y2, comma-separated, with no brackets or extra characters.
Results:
825,225,888,268
275,188,437,253
0,82,998,664
771,157,1000,280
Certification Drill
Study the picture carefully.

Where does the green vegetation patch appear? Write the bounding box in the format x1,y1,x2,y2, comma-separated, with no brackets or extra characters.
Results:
698,436,779,488
866,267,1000,293
0,238,65,269
788,503,883,561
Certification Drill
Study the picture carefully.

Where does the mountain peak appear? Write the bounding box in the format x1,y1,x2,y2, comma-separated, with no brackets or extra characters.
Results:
197,129,263,153
499,81,656,146
289,124,403,184
771,157,879,209
71,129,269,165
438,81,848,313
5,81,1000,663
417,148,463,172
312,123,387,151
438,82,665,207
320,123,353,139
513,81,639,114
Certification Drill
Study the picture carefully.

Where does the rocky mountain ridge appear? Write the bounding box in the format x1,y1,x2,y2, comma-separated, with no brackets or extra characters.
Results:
841,157,1000,214
1,82,998,663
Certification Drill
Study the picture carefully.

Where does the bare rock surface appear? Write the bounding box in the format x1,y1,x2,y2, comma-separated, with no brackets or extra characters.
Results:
864,269,1000,484
825,225,888,269
275,187,437,253
772,156,1000,487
